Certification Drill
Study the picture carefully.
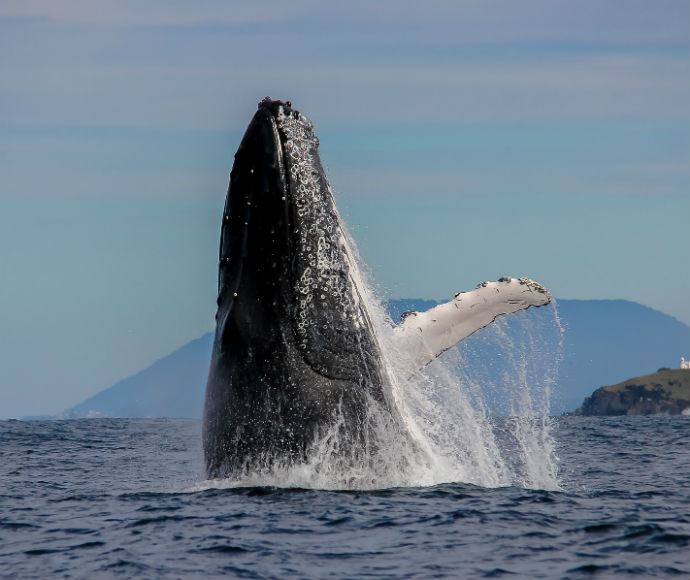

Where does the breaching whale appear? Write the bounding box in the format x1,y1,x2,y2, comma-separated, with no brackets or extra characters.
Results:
203,98,551,479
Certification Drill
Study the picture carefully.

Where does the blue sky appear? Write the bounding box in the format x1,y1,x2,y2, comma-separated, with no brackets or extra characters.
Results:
1,1,688,418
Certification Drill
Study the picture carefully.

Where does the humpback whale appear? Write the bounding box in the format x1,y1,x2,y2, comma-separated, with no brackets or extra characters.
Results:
203,98,551,479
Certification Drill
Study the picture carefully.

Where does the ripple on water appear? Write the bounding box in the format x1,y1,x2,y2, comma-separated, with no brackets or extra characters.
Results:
0,417,687,580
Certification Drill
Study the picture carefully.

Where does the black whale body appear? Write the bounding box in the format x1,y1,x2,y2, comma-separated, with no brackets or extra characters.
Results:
203,98,553,479
203,99,390,478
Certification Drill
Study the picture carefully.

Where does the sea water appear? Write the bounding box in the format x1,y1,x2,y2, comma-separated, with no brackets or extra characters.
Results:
1,416,688,579
2,229,688,578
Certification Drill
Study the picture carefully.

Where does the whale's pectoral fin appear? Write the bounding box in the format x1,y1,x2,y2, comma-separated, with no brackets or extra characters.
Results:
392,277,551,369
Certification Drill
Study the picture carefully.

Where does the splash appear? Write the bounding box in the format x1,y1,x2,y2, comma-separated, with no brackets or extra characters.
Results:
409,307,564,490
194,213,563,493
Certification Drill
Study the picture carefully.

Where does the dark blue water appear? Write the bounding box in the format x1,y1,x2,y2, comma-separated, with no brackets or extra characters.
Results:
1,416,688,579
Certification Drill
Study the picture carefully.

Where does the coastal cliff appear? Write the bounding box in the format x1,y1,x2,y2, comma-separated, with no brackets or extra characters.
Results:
575,369,690,416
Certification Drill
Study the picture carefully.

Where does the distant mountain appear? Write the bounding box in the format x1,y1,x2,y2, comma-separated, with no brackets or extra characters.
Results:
554,300,689,412
60,334,213,419
59,299,689,418
574,369,690,416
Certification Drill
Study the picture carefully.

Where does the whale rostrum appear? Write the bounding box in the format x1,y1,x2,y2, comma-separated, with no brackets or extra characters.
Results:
202,98,551,479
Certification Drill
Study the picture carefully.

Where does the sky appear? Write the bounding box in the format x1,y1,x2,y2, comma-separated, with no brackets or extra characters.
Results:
1,1,688,419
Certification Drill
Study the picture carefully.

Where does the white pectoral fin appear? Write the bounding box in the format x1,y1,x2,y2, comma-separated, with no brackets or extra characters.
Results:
393,277,551,369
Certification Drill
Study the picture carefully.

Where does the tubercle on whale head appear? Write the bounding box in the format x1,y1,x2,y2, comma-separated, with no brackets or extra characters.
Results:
256,97,313,136
258,96,293,116
256,97,319,152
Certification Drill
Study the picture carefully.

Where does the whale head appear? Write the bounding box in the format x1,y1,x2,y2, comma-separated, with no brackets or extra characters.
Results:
216,97,378,379
204,98,387,477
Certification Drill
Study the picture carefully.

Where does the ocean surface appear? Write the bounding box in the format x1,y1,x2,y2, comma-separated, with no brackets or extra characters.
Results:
1,416,688,580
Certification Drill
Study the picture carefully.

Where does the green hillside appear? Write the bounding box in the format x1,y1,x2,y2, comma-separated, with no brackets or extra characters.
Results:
576,369,690,416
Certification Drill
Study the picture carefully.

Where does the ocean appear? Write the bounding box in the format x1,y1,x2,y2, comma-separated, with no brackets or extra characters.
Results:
1,415,687,579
